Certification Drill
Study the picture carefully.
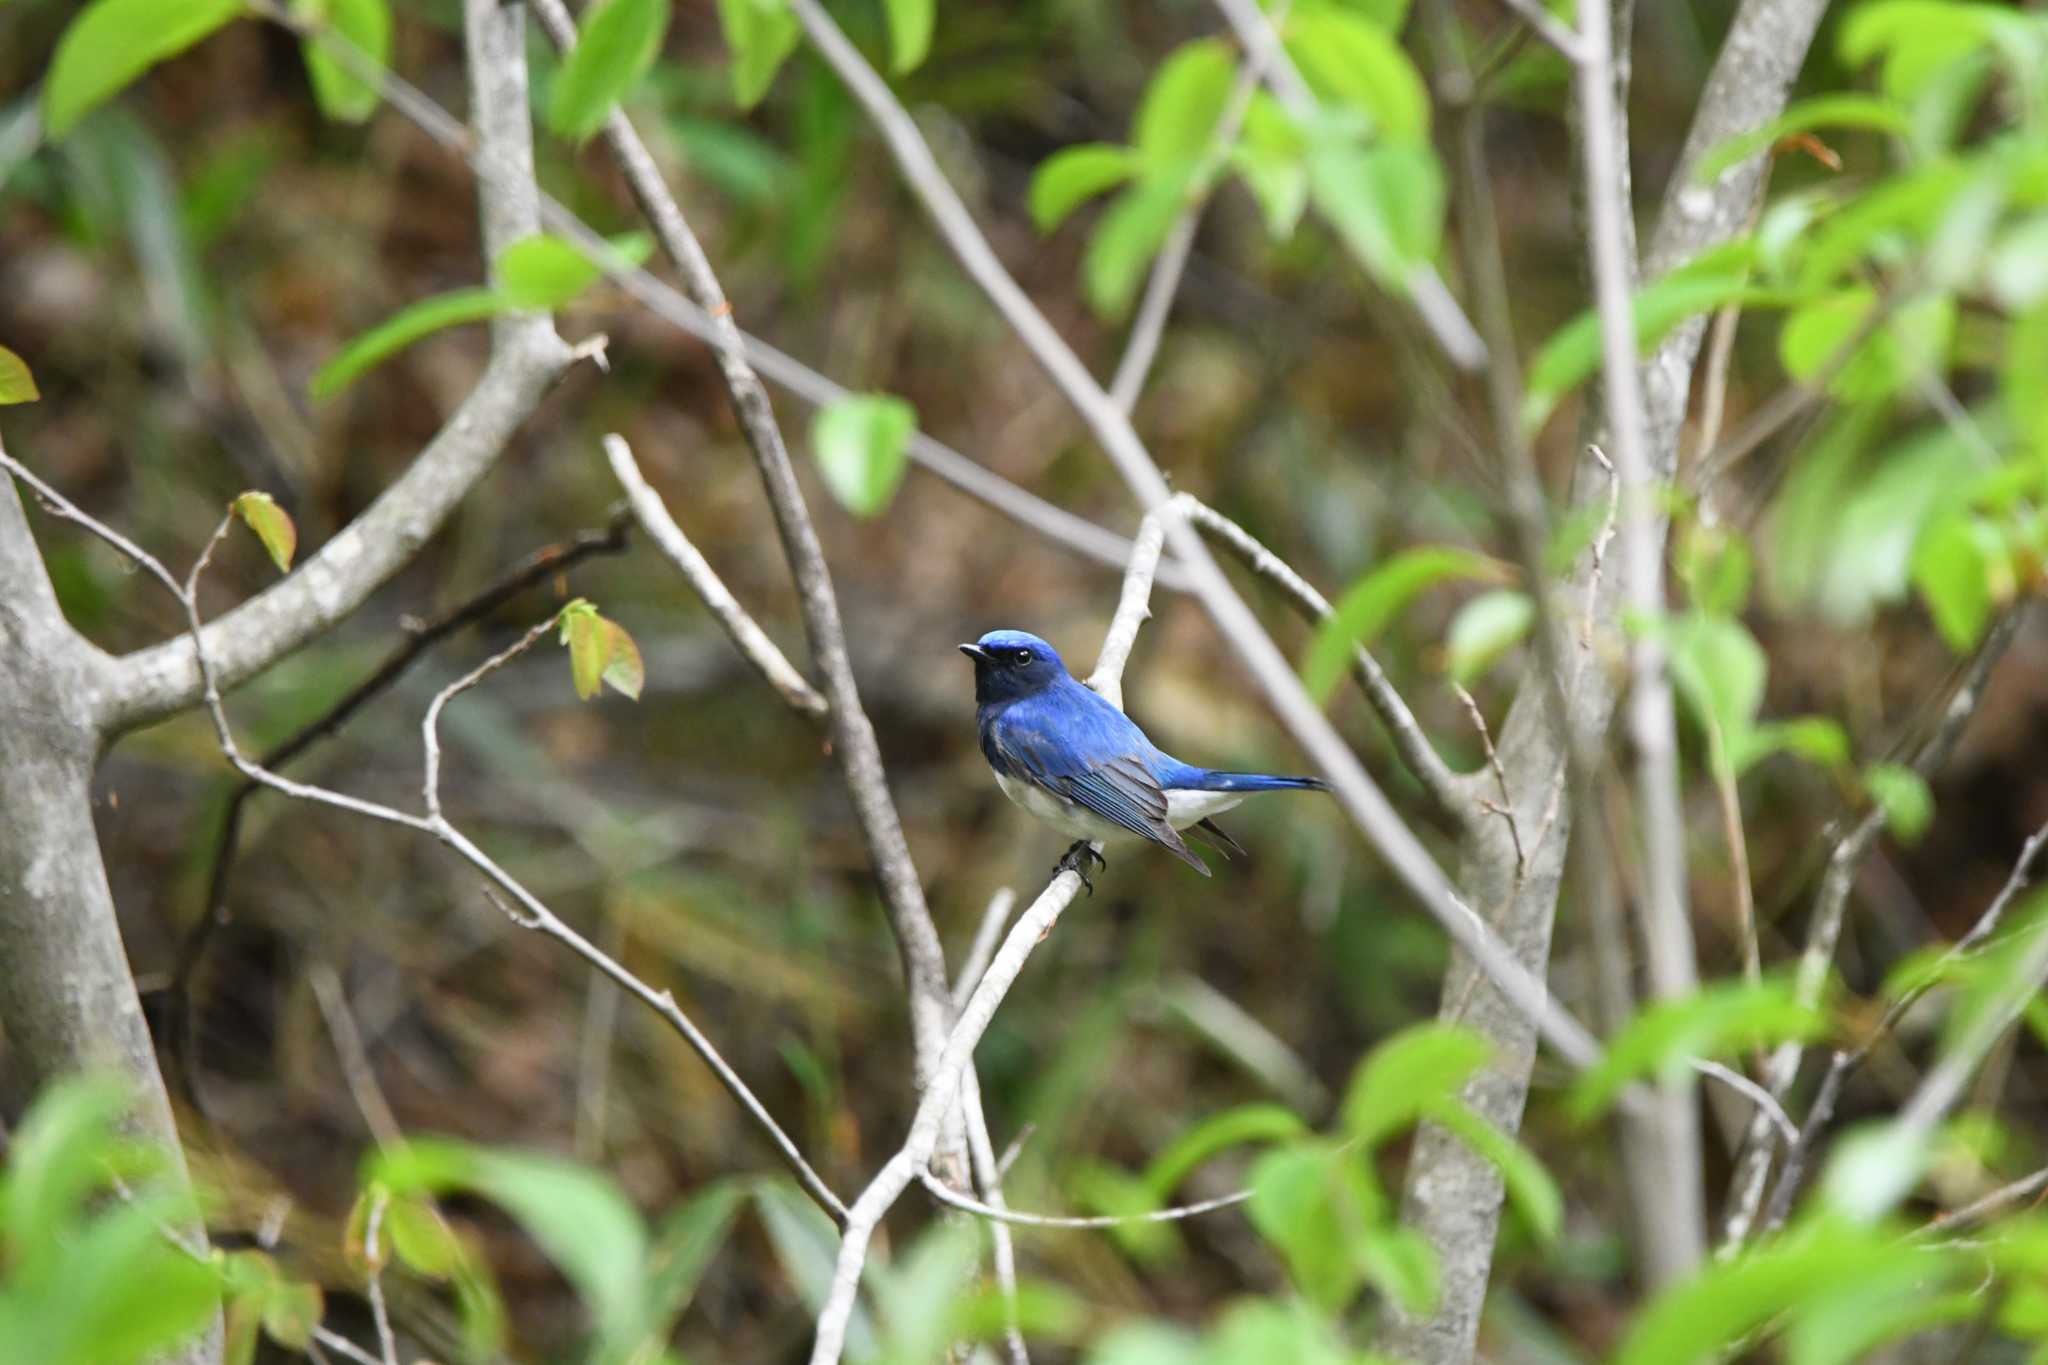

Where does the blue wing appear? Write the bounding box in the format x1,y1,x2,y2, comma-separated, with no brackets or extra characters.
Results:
980,683,1209,873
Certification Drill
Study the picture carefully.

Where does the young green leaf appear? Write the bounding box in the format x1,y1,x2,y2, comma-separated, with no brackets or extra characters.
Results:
1245,1140,1382,1311
386,1194,462,1279
1029,144,1140,233
1285,10,1429,141
1302,546,1505,702
1524,241,1771,431
1082,176,1192,319
1233,93,1309,238
498,236,600,310
716,0,800,109
1819,1123,1931,1223
1307,139,1444,288
547,0,671,142
0,345,40,405
1732,715,1852,776
1139,1104,1309,1203
1342,1023,1492,1146
1443,590,1533,685
600,618,645,701
310,287,505,398
231,492,297,574
1676,523,1753,617
812,392,916,518
881,0,935,73
559,600,609,700
1863,762,1933,842
301,0,392,124
371,1140,651,1348
1665,612,1768,763
1133,40,1237,169
1912,513,2011,652
258,1279,324,1351
1569,977,1826,1121
1779,287,1955,402
43,0,243,139
645,1182,747,1335
1693,94,1908,183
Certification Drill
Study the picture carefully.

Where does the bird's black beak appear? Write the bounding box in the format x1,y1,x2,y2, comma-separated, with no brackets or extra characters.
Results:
958,643,989,662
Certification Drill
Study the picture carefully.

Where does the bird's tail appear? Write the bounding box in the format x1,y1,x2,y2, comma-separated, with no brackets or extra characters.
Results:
1180,769,1328,793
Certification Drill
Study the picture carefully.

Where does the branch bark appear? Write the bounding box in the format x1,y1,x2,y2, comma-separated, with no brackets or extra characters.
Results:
1385,0,1831,1356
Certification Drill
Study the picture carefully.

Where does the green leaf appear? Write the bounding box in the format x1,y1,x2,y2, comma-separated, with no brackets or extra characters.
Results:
1342,1023,1492,1147
371,1140,650,1348
1029,144,1139,233
1426,1097,1563,1240
812,393,916,518
1285,10,1429,141
258,1279,323,1350
498,235,602,310
1134,40,1237,169
1205,1296,1370,1365
1307,139,1444,288
881,0,934,74
600,617,645,700
1139,1104,1309,1202
1665,612,1768,762
1302,546,1504,702
1614,1221,1951,1365
1524,241,1772,431
385,1192,461,1278
1732,715,1852,775
1864,762,1934,842
1778,287,1955,402
1694,94,1908,183
754,1179,880,1360
231,491,297,573
302,0,391,124
1569,977,1826,1121
0,345,40,404
2,1074,136,1248
309,287,504,398
560,600,608,700
1912,513,2011,652
1988,216,2048,310
2004,302,2048,460
43,0,243,139
1444,590,1533,685
1820,1123,1931,1223
548,0,671,142
1232,93,1309,238
1245,1141,1382,1311
716,0,799,109
870,1221,983,1365
1675,523,1752,617
1084,1321,1204,1365
645,1182,746,1335
1083,175,1191,318
1071,1161,1181,1265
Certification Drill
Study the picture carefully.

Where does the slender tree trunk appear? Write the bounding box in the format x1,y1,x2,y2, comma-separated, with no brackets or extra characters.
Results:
0,476,220,1364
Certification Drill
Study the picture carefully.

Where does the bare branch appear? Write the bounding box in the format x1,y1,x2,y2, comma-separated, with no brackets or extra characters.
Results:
363,1190,400,1365
1691,1060,1796,1148
786,0,1601,1076
1577,0,1706,1286
96,0,574,736
1491,0,1590,63
309,965,406,1153
1720,613,2021,1248
954,888,1017,1009
603,434,828,718
919,1170,1253,1229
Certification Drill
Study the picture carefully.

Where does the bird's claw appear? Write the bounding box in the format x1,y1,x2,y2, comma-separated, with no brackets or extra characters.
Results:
1057,840,1106,896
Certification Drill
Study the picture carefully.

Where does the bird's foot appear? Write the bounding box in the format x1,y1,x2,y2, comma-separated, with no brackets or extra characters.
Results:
1056,841,1106,896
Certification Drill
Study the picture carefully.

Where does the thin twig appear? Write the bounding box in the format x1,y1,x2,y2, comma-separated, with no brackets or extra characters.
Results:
310,1328,385,1365
1923,1167,2048,1236
309,965,406,1153
1713,762,1763,992
1691,1059,1796,1147
0,452,851,1229
919,1170,1254,1229
603,434,827,718
954,888,1017,1009
1491,0,1590,62
1455,683,1523,875
364,1192,399,1365
1578,0,1706,1285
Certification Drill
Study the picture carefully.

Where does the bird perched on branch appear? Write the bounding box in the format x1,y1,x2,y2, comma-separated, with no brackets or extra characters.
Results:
960,629,1327,890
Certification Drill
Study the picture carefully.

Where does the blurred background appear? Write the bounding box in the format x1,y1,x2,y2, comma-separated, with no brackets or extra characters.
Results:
4,0,2047,1359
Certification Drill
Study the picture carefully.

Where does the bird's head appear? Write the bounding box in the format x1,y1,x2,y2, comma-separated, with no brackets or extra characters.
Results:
959,630,1068,705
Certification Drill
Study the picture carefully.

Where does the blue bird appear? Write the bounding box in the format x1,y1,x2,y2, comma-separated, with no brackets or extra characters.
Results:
960,629,1327,889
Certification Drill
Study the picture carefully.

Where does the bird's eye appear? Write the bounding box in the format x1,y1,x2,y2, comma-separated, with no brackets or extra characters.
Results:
1012,649,1033,665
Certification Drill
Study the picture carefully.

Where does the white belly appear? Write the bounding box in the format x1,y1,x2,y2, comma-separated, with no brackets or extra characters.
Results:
994,771,1242,840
